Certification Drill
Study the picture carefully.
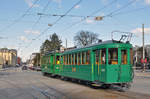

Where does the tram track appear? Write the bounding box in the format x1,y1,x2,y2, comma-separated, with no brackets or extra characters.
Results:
0,79,39,99
26,73,70,99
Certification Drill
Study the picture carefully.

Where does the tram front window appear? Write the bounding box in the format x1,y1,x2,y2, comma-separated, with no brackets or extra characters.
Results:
108,48,118,64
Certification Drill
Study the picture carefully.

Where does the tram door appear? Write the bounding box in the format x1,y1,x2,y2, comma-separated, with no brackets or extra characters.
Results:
94,50,99,80
94,49,106,82
119,48,131,82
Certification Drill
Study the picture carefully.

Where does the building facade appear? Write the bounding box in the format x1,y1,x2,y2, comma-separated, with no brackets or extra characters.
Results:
0,48,17,68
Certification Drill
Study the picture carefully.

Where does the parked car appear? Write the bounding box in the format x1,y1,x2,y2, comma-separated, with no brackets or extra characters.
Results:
28,66,34,70
22,66,28,70
35,67,41,71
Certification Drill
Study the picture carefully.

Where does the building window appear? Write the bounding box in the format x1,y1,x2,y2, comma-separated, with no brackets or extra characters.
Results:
121,50,127,64
101,49,106,64
108,48,118,64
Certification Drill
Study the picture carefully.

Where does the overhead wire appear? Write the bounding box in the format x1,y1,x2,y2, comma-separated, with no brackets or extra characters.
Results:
31,0,52,29
105,0,137,17
20,0,83,57
60,0,117,33
109,6,149,17
60,0,137,33
0,0,40,33
18,0,52,52
52,0,82,25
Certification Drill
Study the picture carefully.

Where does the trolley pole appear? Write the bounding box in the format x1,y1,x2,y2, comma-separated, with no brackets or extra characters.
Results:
142,24,145,72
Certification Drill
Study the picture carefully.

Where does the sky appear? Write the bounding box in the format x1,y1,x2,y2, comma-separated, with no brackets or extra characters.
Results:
0,0,150,61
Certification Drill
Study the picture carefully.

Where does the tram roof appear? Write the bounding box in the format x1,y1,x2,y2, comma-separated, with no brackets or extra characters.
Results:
64,40,129,53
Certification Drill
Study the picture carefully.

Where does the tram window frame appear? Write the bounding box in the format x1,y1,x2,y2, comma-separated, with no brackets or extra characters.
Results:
121,49,127,65
101,49,106,65
108,48,118,65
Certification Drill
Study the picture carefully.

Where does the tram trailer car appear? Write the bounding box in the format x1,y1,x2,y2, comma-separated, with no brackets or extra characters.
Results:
41,52,61,76
41,40,134,90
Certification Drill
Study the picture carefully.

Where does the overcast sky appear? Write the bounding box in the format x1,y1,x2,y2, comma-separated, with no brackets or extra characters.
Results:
0,0,150,61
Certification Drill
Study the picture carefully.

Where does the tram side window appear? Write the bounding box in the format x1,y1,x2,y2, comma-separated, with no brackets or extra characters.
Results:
66,55,68,65
74,53,77,65
69,54,71,65
56,56,60,64
53,56,55,64
101,49,106,64
67,54,69,65
82,52,85,64
86,51,90,64
130,49,133,65
78,53,81,65
121,50,127,64
108,48,118,64
71,54,74,65
95,50,99,64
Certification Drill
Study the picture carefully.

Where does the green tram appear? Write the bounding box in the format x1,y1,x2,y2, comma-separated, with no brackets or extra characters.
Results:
41,40,133,90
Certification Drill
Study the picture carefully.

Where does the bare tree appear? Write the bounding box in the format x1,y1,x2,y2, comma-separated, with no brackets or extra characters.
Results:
74,30,98,47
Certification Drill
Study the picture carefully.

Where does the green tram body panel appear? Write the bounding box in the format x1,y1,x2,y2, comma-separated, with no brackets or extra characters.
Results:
41,40,133,84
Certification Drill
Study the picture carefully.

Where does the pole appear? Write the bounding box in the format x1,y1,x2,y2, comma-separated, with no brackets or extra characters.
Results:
142,24,145,72
66,39,67,49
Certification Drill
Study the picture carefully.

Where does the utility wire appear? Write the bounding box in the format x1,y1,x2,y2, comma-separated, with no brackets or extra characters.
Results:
60,0,117,33
18,0,52,52
61,0,137,33
105,0,137,17
52,0,82,25
31,0,52,28
0,0,40,33
109,6,149,17
37,13,96,18
20,0,83,54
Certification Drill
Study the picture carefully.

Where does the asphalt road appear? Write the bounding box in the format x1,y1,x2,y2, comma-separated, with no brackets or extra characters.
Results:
0,68,150,99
